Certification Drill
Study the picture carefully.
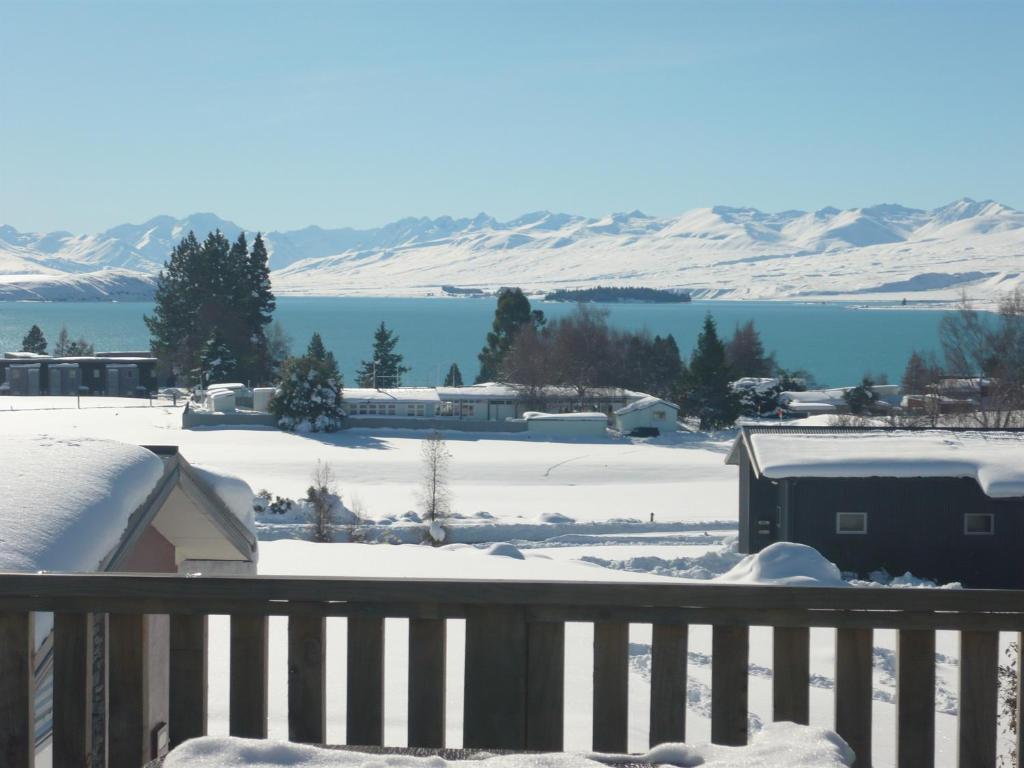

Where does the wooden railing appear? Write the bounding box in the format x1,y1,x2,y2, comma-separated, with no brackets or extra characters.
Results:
0,573,1021,768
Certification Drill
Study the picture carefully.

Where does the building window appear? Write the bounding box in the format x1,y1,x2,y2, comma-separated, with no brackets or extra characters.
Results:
653,410,666,421
964,513,994,535
836,512,867,534
408,404,426,417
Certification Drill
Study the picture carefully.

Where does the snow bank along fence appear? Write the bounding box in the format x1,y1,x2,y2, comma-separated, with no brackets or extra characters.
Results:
0,575,1021,768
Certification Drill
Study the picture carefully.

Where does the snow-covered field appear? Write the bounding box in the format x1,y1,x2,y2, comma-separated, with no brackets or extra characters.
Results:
1,396,1014,766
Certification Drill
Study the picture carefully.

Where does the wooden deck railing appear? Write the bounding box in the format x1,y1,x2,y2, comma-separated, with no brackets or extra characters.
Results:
0,573,1021,768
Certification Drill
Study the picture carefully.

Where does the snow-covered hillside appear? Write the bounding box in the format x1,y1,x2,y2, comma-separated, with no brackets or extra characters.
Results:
1,199,1021,302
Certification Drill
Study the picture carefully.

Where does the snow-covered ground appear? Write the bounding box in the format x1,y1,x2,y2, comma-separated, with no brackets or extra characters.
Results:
0,396,1014,766
165,721,855,767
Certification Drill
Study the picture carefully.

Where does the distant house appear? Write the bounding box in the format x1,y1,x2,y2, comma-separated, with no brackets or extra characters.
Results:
0,351,159,396
613,396,679,435
0,435,257,762
725,426,1024,588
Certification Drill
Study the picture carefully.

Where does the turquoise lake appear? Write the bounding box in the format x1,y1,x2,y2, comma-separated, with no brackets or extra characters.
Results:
0,297,951,387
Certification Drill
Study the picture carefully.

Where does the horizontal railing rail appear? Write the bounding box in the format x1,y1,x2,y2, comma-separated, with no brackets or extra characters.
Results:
0,572,1021,768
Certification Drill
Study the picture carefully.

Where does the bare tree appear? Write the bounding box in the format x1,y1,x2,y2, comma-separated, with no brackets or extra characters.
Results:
502,323,554,410
420,431,451,525
306,460,338,543
940,289,1024,427
548,304,616,406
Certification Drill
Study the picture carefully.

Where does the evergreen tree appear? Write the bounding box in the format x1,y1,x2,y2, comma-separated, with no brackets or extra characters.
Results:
677,314,740,431
145,229,276,386
271,333,345,432
477,288,545,382
444,362,464,387
145,231,204,382
356,322,409,388
648,334,683,400
199,330,237,384
725,320,776,378
843,376,880,415
245,233,276,379
20,325,47,354
901,350,942,395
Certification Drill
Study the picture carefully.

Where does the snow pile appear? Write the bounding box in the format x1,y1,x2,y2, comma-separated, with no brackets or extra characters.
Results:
191,464,258,535
0,435,165,572
483,542,525,559
715,543,848,587
748,429,1024,498
164,722,852,767
851,569,963,590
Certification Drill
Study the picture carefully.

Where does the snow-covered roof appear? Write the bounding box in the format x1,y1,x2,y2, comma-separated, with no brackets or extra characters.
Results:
0,436,258,573
342,387,441,403
522,411,608,421
614,395,678,416
0,436,166,572
727,427,1024,499
437,382,520,399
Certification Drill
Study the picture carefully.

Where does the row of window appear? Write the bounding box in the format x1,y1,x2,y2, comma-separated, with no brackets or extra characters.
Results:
836,512,994,535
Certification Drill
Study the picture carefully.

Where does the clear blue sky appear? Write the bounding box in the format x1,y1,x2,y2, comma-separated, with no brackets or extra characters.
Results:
2,0,1021,233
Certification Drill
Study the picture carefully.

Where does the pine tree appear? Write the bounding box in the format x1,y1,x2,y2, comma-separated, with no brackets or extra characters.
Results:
245,233,276,380
725,320,776,378
901,350,942,395
677,314,740,431
444,363,464,387
199,330,237,384
477,288,545,382
145,229,276,387
20,325,47,354
356,322,409,388
648,334,683,400
843,376,879,415
271,333,345,432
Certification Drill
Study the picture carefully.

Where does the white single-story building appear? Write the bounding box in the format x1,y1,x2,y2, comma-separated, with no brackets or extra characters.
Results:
0,435,258,764
522,411,609,438
339,383,649,423
613,396,679,435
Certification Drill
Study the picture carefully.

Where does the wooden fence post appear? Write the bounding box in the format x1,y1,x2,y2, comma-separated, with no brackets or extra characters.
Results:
464,607,527,749
711,624,748,746
0,612,33,768
170,614,208,748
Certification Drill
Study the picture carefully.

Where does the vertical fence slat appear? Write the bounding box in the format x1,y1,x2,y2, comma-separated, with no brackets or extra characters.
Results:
1017,633,1023,768
773,625,809,725
230,614,268,739
835,628,873,768
957,630,998,768
108,612,146,768
464,607,527,749
897,629,935,768
347,615,385,746
650,623,687,746
711,624,748,746
53,612,92,767
408,618,446,748
0,612,33,768
288,614,326,744
593,621,629,753
527,620,564,751
169,614,207,748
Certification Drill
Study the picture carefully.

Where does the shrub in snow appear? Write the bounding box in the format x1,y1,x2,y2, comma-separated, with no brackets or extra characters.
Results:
306,461,340,543
427,520,447,543
272,352,345,432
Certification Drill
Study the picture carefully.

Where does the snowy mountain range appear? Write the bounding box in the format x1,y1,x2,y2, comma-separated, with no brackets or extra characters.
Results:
1,199,1021,302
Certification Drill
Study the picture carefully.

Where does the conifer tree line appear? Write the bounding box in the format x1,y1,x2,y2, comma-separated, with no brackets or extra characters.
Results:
146,230,276,385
